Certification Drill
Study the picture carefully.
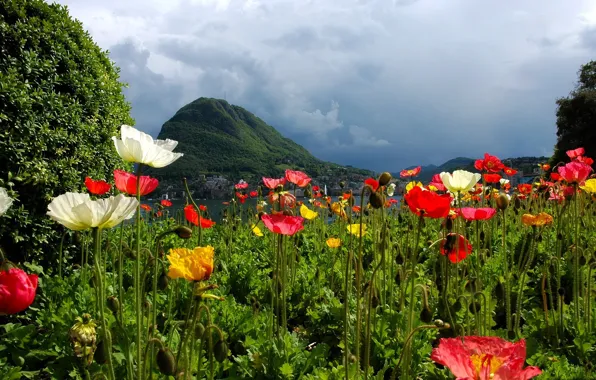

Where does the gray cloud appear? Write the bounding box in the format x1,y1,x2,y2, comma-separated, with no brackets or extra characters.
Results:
56,0,596,172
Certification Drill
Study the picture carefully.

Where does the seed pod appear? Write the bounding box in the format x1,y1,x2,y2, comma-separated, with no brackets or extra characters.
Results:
175,226,192,239
195,323,205,340
94,341,108,364
420,307,433,323
158,273,169,290
107,296,120,314
157,348,176,376
378,172,392,187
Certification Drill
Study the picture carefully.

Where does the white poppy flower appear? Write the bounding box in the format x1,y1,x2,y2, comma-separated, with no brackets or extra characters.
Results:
47,193,138,231
112,125,183,168
0,187,13,216
500,178,510,186
386,183,396,196
440,170,481,194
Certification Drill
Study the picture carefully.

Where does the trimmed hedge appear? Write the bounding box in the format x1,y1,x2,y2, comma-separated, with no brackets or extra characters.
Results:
0,0,132,264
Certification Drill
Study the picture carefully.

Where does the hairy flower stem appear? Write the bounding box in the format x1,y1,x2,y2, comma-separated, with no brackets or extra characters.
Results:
391,323,448,380
135,165,143,380
501,208,512,334
403,214,424,380
355,187,366,372
573,187,581,329
183,178,203,246
344,229,354,379
515,229,537,337
92,228,116,380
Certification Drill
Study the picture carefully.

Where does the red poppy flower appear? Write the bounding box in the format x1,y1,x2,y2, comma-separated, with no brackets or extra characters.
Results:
199,205,207,212
557,161,593,183
483,173,502,183
236,192,249,204
141,204,152,211
285,169,311,187
314,201,322,208
550,172,561,181
113,170,158,196
262,177,286,190
364,178,379,191
85,177,111,195
567,147,585,159
268,192,296,209
539,163,551,171
352,205,361,213
400,166,421,178
155,211,163,218
312,186,320,192
235,181,249,190
517,184,532,195
161,199,172,207
459,207,496,221
261,214,304,235
342,192,351,200
503,167,518,176
440,233,472,263
429,174,447,191
404,186,451,219
249,191,258,197
184,205,215,228
0,268,38,315
576,155,594,166
474,153,504,173
431,336,541,380
222,202,229,206
385,198,399,208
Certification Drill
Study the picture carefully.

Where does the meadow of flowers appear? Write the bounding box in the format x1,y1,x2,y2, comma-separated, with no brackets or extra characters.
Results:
1,125,596,379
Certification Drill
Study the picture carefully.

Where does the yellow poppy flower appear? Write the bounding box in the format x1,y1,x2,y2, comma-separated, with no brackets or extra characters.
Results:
251,224,264,237
300,204,319,220
581,179,596,194
346,223,367,237
406,181,423,193
521,213,553,227
326,237,341,248
331,202,347,220
167,246,214,282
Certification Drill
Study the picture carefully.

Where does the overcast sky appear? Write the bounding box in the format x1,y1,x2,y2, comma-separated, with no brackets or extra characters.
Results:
55,0,596,172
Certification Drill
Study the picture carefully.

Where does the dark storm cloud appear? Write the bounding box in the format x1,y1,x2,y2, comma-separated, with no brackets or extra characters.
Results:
55,0,596,171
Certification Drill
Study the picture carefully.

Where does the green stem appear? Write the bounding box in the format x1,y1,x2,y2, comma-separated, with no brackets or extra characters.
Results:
92,228,116,380
135,165,143,380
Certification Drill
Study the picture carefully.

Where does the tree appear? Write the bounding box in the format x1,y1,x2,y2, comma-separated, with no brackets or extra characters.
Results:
0,0,133,264
551,61,596,167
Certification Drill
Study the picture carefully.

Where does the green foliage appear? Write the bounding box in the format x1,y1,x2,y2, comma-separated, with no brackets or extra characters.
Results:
551,60,596,166
0,0,133,263
147,97,372,184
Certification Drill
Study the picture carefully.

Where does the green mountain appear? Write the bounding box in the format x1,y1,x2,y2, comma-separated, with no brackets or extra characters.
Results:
148,98,372,182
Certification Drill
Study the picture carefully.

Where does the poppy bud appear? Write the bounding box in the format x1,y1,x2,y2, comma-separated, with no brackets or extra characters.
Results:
558,287,565,297
94,341,108,364
158,273,169,290
174,226,192,239
468,301,481,314
514,197,521,209
496,193,509,210
579,255,587,266
275,184,284,193
195,323,205,339
123,247,136,260
507,330,516,340
107,296,120,314
443,217,453,231
257,186,263,197
214,340,228,362
369,192,384,209
434,319,446,328
378,172,392,187
420,307,433,323
339,181,346,188
283,209,294,216
258,212,265,220
157,348,176,376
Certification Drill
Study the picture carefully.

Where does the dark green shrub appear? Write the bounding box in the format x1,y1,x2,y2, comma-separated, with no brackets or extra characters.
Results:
0,0,133,264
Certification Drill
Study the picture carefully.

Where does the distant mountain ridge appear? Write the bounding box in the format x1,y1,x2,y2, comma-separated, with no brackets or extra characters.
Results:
148,98,373,182
397,156,550,182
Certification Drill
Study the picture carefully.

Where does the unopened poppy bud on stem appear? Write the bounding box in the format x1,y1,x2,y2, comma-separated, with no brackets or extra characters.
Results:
496,193,509,210
107,296,120,314
378,172,392,187
174,226,192,239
